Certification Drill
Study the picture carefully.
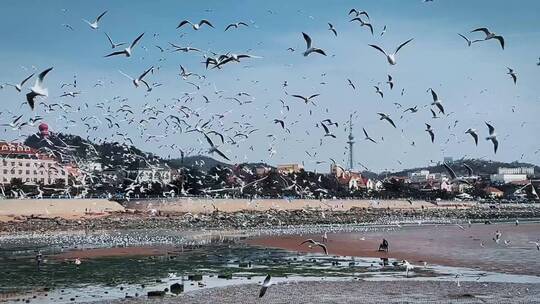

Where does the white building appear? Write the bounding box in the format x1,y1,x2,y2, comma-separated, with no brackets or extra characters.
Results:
0,142,69,185
490,174,528,184
498,167,535,176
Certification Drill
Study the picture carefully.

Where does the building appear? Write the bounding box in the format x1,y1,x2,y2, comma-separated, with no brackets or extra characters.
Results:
277,163,303,174
490,173,528,184
408,170,430,183
498,167,535,177
484,186,504,198
0,141,69,185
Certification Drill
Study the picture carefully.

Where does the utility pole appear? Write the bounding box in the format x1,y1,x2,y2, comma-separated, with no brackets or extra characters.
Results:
347,114,355,171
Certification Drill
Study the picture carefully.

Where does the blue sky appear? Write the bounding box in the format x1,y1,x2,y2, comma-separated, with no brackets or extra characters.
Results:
1,0,539,172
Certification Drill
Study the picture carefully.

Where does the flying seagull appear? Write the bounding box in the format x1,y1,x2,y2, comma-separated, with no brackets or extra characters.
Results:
4,73,34,92
374,86,384,98
368,38,414,65
348,9,369,19
350,17,373,35
506,67,517,84
292,93,320,105
203,132,230,161
386,75,394,90
299,239,328,255
429,88,445,114
425,123,435,143
363,128,376,143
377,113,396,128
485,122,499,154
224,22,248,31
302,32,327,56
328,23,337,36
26,67,53,110
82,11,107,30
443,163,471,185
471,27,504,50
465,128,479,146
259,274,272,298
104,33,144,57
347,79,355,89
104,32,126,49
119,66,154,91
177,20,214,30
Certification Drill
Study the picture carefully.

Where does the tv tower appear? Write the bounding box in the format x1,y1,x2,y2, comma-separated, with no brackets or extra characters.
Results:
347,114,355,170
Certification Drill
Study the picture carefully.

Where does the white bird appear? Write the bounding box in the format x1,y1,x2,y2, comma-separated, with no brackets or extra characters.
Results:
485,122,499,154
291,93,320,105
457,33,480,47
350,17,374,35
506,67,517,84
4,73,34,92
104,33,144,57
465,128,479,146
82,11,107,29
377,113,396,128
529,239,540,251
471,27,504,49
429,88,445,114
299,239,328,255
328,23,337,36
402,260,414,277
368,38,414,65
26,67,53,110
425,123,435,143
363,128,377,143
104,32,126,49
259,274,272,298
374,86,384,98
225,22,248,31
386,75,394,90
119,66,153,91
177,19,214,30
302,32,327,57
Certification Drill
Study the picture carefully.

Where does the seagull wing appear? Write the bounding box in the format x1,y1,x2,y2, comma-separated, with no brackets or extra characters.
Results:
471,132,478,145
464,164,474,176
302,32,312,49
492,138,498,154
130,32,145,49
200,19,214,28
203,132,215,147
471,27,490,36
485,122,495,135
118,70,134,81
95,10,107,22
177,20,190,28
457,33,470,44
213,147,230,161
394,38,414,54
368,44,388,57
443,163,457,180
105,32,115,47
318,243,328,255
20,73,35,87
300,239,315,245
138,66,154,80
386,117,396,128
224,24,234,31
105,50,126,57
494,35,504,49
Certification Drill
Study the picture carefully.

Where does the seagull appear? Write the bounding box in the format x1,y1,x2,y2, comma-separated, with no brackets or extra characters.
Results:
348,9,369,19
328,23,337,36
457,33,480,47
59,91,81,98
350,17,374,35
119,66,153,91
273,119,285,129
259,274,272,298
430,109,439,119
292,93,319,105
104,33,144,57
465,128,479,146
380,25,387,36
302,32,327,57
506,67,517,84
386,75,394,90
368,38,414,65
529,239,540,251
224,22,248,31
299,239,328,255
203,132,230,161
104,32,126,49
321,123,336,138
363,128,376,143
169,43,201,53
347,79,355,89
425,123,435,143
26,67,53,110
374,86,384,98
402,260,414,277
537,57,540,66
3,73,34,92
82,11,107,30
464,164,474,177
177,20,214,30
377,113,396,128
485,122,499,154
471,27,505,49
443,163,471,185
429,88,445,114
403,106,418,113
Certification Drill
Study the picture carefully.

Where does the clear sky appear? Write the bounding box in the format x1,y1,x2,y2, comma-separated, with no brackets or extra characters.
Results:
1,0,539,173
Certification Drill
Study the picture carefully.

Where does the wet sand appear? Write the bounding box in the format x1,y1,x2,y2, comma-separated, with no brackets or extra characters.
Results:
100,281,540,304
54,246,181,260
247,222,540,276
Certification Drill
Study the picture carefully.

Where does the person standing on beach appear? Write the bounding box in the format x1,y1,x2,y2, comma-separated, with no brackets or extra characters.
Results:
35,251,43,271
